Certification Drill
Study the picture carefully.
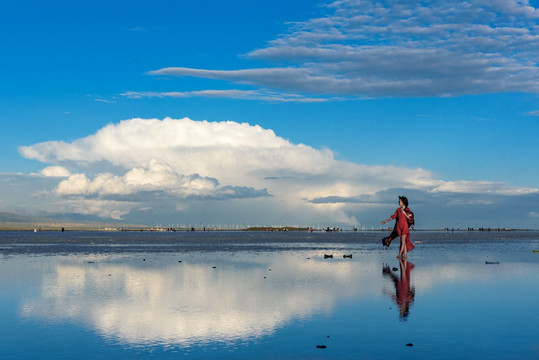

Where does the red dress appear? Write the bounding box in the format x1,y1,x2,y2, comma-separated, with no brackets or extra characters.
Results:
383,208,414,251
391,208,410,237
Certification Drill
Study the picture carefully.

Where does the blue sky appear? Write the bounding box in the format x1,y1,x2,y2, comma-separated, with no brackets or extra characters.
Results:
1,0,538,229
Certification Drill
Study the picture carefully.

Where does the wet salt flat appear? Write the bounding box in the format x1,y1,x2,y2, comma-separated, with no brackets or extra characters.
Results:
1,231,538,359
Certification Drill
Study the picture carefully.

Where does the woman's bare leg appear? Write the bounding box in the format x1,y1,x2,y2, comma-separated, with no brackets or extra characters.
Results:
401,234,408,258
397,235,408,258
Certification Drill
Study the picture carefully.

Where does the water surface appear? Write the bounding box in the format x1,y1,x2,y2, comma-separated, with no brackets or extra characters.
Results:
1,231,538,359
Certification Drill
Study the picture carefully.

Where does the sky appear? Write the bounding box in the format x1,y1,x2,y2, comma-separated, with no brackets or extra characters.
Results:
1,0,538,229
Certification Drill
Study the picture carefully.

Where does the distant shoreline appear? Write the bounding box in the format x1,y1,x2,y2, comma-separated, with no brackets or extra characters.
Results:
0,225,536,232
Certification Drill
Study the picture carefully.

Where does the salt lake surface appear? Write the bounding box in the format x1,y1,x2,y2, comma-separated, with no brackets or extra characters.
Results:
1,231,538,359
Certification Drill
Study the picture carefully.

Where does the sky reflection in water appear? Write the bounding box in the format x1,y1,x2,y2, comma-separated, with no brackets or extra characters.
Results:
1,232,538,359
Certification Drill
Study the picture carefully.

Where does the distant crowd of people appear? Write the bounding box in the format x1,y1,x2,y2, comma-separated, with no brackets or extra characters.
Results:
444,227,513,232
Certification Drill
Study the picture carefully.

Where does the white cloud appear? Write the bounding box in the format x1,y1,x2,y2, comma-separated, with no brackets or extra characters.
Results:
429,180,539,195
60,199,132,220
17,117,429,222
40,166,71,178
146,0,539,97
16,117,539,226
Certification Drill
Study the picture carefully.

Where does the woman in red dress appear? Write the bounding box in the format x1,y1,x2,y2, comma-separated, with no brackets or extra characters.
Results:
381,196,414,258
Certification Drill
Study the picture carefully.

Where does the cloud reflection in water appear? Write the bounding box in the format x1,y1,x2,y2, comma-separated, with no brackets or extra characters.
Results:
20,253,381,347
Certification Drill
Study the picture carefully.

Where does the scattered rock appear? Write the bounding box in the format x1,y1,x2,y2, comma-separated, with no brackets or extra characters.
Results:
485,261,499,265
212,266,216,269
324,254,333,259
343,254,352,258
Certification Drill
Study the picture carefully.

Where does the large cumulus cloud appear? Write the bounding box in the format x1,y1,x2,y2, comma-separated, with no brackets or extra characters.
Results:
16,117,538,227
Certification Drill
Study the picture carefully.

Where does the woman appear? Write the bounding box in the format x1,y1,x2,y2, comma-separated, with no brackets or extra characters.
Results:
381,196,414,258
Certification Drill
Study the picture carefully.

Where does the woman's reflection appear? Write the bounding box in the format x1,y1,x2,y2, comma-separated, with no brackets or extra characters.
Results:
383,258,415,321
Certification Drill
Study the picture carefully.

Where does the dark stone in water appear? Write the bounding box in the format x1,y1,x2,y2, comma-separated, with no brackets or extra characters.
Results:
316,345,327,349
485,261,500,265
343,254,352,258
406,343,413,347
324,254,333,259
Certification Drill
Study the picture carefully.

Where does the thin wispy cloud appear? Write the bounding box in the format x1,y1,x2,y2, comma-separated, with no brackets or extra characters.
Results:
121,89,331,103
129,26,148,32
147,0,539,98
94,98,117,104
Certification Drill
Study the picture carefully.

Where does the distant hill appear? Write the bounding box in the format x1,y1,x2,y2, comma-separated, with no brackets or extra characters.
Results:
0,211,54,223
0,211,143,230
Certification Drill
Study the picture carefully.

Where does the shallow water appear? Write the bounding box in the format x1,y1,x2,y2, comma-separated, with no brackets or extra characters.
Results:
1,231,538,359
